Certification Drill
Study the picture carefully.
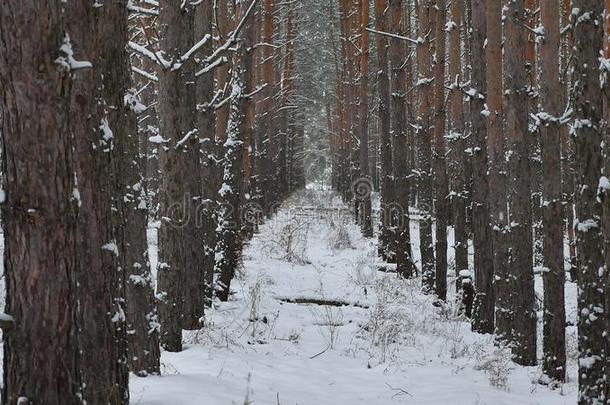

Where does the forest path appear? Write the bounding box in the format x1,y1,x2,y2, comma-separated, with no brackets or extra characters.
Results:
131,188,575,405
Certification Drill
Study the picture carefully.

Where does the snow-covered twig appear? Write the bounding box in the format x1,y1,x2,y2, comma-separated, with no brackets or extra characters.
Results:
194,0,260,76
365,27,420,45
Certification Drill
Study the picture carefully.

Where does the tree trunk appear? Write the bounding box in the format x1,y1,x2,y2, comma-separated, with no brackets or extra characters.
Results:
68,2,128,402
433,0,448,301
389,0,417,278
215,0,257,302
416,0,436,292
468,0,495,334
448,0,469,296
505,0,536,366
1,2,81,403
157,0,197,351
358,0,373,238
572,2,606,403
375,0,395,262
196,0,219,308
102,0,161,378
539,0,566,381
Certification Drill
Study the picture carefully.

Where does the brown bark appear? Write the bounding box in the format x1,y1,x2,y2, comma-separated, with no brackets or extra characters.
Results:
539,0,566,381
469,0,495,334
157,0,196,351
485,0,509,342
390,0,417,278
259,0,277,213
358,0,374,238
432,0,448,301
448,0,469,293
196,0,219,307
102,1,161,378
67,2,128,402
604,2,610,399
572,2,606,403
215,0,257,302
0,2,81,403
375,0,396,262
505,0,536,366
416,0,435,291
561,0,578,282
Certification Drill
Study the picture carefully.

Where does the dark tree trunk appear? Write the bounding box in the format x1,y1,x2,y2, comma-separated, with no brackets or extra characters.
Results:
69,3,127,403
416,0,435,291
389,0,416,278
448,0,469,294
104,0,161,378
433,0,448,301
572,2,606,403
468,0,495,334
157,0,197,352
374,0,395,262
215,1,257,302
196,0,219,308
505,0,536,366
1,2,81,403
539,0,566,381
358,0,373,238
486,0,510,344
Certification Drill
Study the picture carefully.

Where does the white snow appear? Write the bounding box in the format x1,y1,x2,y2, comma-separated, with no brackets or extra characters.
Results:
148,135,168,144
101,241,119,256
131,188,578,405
55,34,93,71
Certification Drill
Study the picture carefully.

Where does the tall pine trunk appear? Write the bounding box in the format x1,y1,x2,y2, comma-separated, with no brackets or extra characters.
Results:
539,0,566,381
1,3,81,403
389,0,416,278
468,0,495,334
375,0,395,262
505,0,536,366
433,0,448,301
448,0,469,298
416,0,436,291
157,0,196,351
572,2,606,404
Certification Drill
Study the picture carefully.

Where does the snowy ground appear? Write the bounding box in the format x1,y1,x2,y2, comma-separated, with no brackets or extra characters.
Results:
131,188,578,405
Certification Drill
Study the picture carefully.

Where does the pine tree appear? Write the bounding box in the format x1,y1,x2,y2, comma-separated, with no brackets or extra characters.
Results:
0,2,81,403
375,0,396,262
572,2,606,403
432,0,449,301
539,0,566,381
389,0,417,278
468,0,495,334
416,0,436,291
504,0,536,366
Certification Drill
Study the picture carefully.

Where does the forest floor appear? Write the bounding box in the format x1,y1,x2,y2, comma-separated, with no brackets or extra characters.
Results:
130,187,578,404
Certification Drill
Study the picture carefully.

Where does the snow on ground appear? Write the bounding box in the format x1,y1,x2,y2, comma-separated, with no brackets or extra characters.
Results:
131,188,578,405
